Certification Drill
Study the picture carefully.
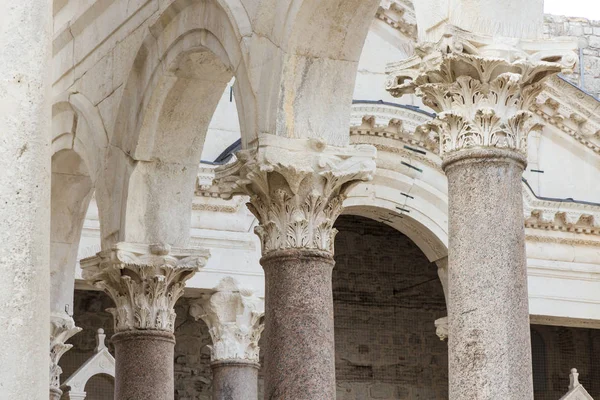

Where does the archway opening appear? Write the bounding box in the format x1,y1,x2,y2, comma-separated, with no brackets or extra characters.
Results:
84,374,115,400
51,149,94,315
332,215,448,399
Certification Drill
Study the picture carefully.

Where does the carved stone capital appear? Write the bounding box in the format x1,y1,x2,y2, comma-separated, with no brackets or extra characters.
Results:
386,27,578,158
81,242,210,333
434,316,448,342
215,135,376,255
190,277,264,363
50,313,82,398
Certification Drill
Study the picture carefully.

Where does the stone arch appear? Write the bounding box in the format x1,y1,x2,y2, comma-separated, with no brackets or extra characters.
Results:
100,0,253,248
271,0,382,146
343,179,448,263
51,92,108,315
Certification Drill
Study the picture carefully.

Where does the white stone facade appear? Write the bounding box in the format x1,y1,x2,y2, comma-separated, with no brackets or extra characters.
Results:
0,0,599,398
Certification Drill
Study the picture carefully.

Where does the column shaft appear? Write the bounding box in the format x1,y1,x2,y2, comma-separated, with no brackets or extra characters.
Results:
0,0,51,398
445,149,533,399
262,249,336,400
113,331,175,400
211,361,259,400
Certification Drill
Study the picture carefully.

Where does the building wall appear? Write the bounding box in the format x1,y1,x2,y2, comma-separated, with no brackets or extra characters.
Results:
333,215,449,399
531,324,600,399
544,15,600,98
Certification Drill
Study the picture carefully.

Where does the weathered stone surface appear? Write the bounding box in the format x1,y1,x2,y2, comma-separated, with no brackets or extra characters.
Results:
0,0,52,397
261,249,337,400
113,330,176,400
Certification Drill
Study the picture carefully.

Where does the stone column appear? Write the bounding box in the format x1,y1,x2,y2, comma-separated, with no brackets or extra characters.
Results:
50,314,82,400
189,277,264,400
81,243,210,400
387,30,577,400
0,0,51,398
216,135,376,400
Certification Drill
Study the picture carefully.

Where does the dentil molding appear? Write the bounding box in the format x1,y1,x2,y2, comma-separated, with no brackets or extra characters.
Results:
81,242,210,332
386,26,578,158
189,277,264,362
215,135,377,255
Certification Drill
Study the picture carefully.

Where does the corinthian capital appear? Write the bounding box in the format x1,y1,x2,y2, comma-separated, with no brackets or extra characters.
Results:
215,135,376,255
81,242,210,333
386,26,578,157
190,277,264,363
50,313,82,399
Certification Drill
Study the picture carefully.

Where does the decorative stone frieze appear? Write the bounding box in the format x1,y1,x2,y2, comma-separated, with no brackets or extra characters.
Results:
50,313,82,400
376,0,417,40
189,277,264,362
215,135,376,255
386,26,578,157
81,243,210,332
523,182,600,235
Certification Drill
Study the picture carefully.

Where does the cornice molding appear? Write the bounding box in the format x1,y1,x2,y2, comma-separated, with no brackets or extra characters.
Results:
376,0,417,40
531,77,600,154
523,184,600,235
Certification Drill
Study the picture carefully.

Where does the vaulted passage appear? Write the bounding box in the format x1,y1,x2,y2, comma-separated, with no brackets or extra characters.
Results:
332,215,449,399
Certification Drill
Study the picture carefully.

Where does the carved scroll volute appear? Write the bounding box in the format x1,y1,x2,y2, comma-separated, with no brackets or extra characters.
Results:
386,31,577,158
81,243,210,333
215,135,377,255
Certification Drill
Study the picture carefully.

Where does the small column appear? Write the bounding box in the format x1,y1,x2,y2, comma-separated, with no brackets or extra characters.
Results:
50,313,82,400
81,243,209,400
0,0,51,398
189,277,264,400
217,135,376,400
387,31,577,400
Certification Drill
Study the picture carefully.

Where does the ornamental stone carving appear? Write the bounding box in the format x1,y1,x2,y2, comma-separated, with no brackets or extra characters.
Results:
189,277,264,363
215,135,376,255
50,313,82,400
81,242,210,333
386,26,578,157
434,316,448,342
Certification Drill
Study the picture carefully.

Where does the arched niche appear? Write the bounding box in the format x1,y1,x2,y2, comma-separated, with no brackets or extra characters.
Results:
100,0,253,248
51,91,107,316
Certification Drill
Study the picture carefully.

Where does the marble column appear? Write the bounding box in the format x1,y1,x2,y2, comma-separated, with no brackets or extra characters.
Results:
50,314,82,400
0,0,51,398
216,135,376,400
81,243,209,400
387,30,577,400
190,277,264,400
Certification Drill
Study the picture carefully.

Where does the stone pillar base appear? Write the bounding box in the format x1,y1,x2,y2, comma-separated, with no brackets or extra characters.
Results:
211,360,260,400
112,330,176,400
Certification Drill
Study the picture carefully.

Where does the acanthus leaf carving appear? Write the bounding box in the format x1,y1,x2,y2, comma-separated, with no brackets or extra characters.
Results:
215,135,376,255
386,28,578,158
50,313,82,397
189,277,264,363
81,242,210,333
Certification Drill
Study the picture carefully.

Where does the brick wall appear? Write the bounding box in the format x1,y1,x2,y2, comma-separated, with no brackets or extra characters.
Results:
531,324,600,399
333,215,449,399
544,15,600,98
